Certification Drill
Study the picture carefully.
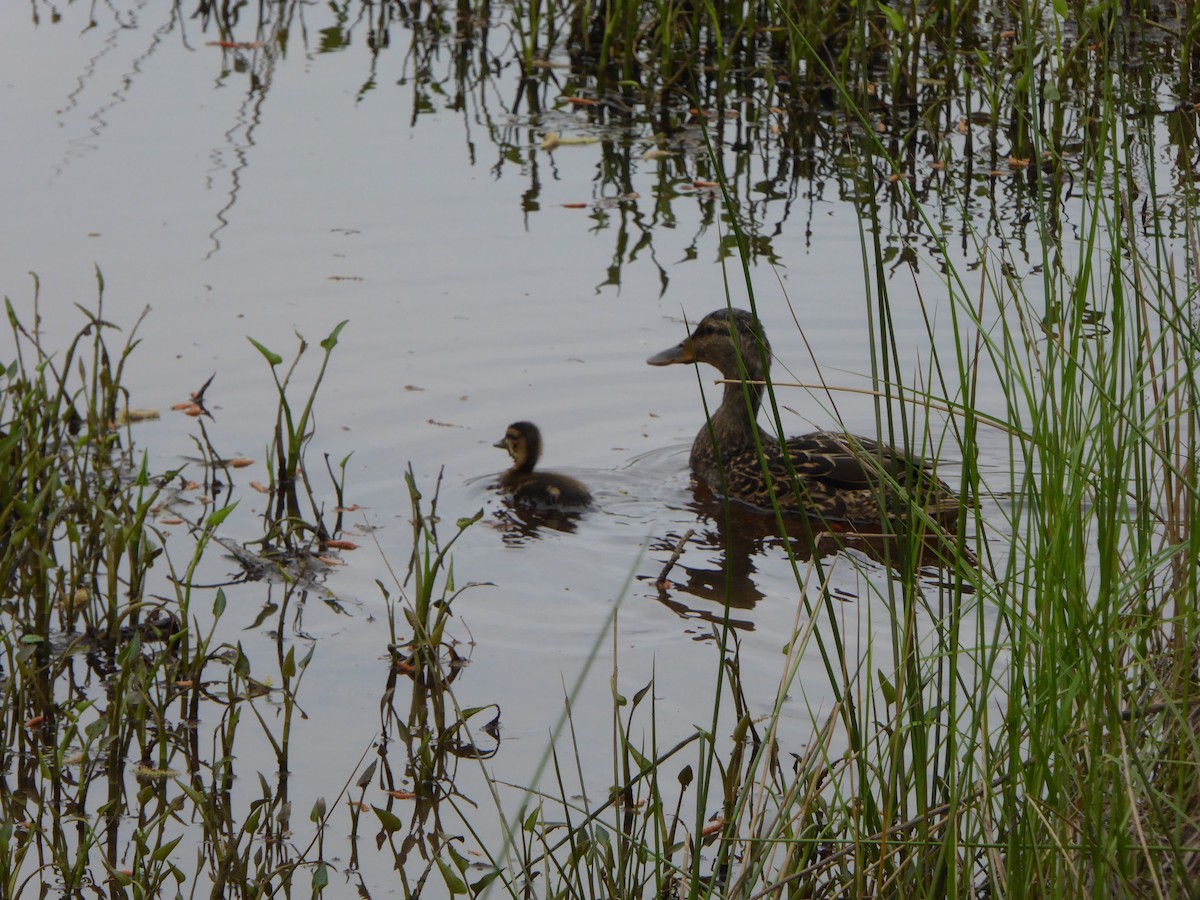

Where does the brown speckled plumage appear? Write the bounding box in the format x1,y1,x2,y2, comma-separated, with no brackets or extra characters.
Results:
494,421,593,508
648,308,961,525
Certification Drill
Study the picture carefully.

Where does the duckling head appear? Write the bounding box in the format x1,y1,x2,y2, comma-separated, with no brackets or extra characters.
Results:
494,421,543,473
646,308,771,379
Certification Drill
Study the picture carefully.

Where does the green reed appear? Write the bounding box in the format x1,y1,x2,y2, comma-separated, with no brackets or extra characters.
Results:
485,5,1200,900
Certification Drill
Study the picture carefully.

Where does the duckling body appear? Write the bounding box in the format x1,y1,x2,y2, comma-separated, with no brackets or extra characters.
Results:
647,309,961,525
494,422,593,508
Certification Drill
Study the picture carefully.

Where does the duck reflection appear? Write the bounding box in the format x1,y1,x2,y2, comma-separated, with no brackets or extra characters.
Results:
649,481,971,628
492,498,586,545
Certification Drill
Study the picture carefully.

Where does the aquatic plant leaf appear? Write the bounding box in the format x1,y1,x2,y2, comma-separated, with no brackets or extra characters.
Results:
627,744,650,770
876,2,906,32
244,803,264,833
312,862,329,890
152,835,182,862
283,646,296,678
319,320,349,352
438,858,468,894
470,871,501,894
205,501,239,529
456,509,484,530
247,337,283,367
372,805,404,833
447,844,469,873
632,679,653,706
878,670,896,705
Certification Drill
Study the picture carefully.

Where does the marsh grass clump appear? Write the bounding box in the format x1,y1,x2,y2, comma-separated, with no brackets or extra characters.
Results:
0,284,364,896
360,471,504,896
248,321,349,553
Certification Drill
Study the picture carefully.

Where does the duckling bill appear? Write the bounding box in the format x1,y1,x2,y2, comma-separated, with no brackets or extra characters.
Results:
648,308,963,525
494,421,593,508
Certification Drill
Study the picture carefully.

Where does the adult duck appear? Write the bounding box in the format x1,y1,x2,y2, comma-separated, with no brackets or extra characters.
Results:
647,308,961,525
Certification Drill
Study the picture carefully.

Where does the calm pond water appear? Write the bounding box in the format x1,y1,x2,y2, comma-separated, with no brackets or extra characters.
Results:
1,0,1192,895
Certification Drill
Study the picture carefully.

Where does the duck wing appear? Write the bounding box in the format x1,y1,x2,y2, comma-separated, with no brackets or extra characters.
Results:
782,431,938,489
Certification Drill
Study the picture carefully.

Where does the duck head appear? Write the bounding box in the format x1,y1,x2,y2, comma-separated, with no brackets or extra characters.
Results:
494,421,543,472
646,308,771,379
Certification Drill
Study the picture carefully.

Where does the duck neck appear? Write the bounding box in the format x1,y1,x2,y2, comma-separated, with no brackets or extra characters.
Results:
510,454,536,475
710,376,765,447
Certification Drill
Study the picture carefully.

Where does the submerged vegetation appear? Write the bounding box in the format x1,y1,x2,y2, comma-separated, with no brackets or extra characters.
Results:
2,0,1199,897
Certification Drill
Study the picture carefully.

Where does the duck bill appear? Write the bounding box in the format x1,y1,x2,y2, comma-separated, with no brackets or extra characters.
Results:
492,438,507,449
646,339,695,366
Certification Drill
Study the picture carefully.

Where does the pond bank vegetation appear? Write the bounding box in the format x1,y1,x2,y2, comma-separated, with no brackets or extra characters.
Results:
3,0,1199,896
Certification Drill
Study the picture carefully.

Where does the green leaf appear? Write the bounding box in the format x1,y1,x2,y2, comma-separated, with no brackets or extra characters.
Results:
247,336,283,366
878,670,897,705
244,804,264,833
628,744,650,770
151,835,183,862
320,320,349,352
632,679,653,706
213,588,227,618
455,509,484,530
447,844,469,873
312,862,329,891
172,777,208,807
470,871,502,894
372,805,404,833
877,2,906,32
438,858,468,895
205,501,239,529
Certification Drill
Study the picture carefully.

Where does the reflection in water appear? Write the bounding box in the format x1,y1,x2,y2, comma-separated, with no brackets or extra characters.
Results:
491,496,586,545
648,480,973,630
52,4,176,181
35,0,1200,286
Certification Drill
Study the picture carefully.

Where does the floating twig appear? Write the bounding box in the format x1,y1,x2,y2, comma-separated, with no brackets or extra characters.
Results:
655,528,695,591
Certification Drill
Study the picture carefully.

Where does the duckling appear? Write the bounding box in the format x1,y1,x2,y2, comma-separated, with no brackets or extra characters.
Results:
494,422,593,508
647,308,962,525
